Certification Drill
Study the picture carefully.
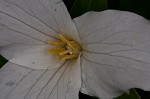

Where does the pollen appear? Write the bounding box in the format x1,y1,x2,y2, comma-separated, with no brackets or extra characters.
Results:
48,34,82,60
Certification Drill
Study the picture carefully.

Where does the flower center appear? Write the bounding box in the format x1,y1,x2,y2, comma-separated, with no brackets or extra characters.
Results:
48,34,82,60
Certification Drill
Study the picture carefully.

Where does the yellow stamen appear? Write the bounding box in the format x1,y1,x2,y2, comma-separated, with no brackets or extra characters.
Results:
67,42,75,50
48,48,66,54
48,41,65,45
58,34,69,43
59,50,70,55
48,34,82,60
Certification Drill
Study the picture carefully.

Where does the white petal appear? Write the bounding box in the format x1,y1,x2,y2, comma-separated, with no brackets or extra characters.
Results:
80,55,150,99
74,10,150,98
0,62,32,99
0,0,80,45
74,10,150,45
0,44,45,60
2,44,64,69
0,0,55,46
0,0,80,59
1,58,81,99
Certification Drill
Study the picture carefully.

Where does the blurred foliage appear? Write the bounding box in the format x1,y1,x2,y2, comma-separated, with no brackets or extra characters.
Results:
115,89,140,99
62,0,75,12
108,0,120,9
107,0,150,20
119,0,150,20
70,0,107,18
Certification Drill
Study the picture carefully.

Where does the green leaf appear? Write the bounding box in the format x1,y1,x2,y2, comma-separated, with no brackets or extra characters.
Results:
119,0,150,20
92,97,99,99
0,55,7,68
115,89,141,99
70,0,107,18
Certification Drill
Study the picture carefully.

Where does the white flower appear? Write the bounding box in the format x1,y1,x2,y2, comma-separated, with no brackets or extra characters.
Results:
0,0,150,99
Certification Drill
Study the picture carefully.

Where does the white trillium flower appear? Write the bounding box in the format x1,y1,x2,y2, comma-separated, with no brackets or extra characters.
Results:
0,0,150,99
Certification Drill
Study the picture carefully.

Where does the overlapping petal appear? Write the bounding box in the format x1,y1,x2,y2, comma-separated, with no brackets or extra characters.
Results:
0,0,80,69
74,10,150,98
0,58,81,99
0,62,32,99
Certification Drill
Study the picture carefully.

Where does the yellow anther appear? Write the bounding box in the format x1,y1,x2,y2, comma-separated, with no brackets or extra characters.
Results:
67,42,76,50
58,34,69,43
69,41,77,44
62,54,79,60
48,48,66,54
48,41,65,45
74,46,82,50
48,34,82,60
59,50,70,55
